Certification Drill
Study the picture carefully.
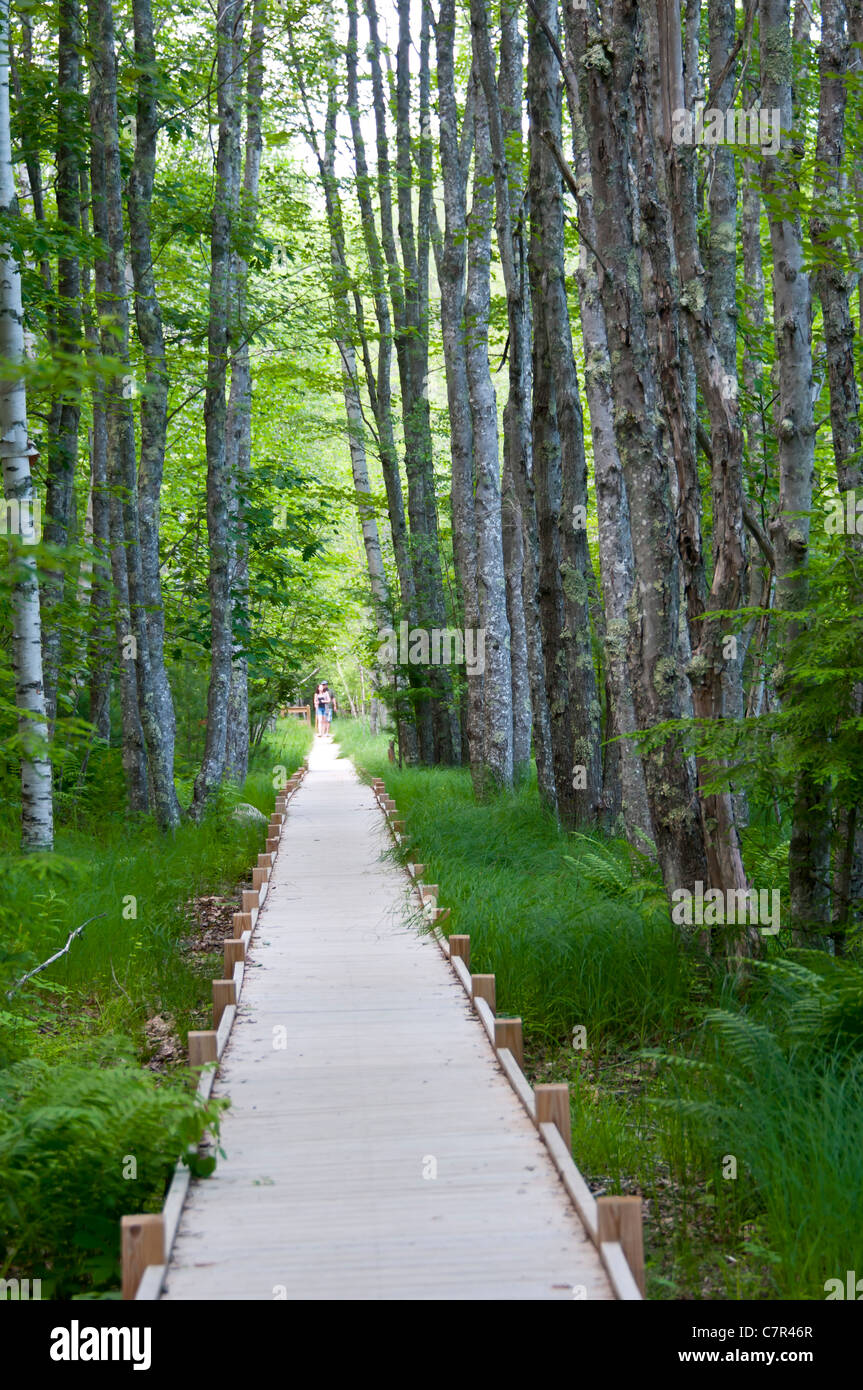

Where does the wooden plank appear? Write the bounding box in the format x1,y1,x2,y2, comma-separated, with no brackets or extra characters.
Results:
597,1195,645,1296
538,1121,598,1243
449,934,469,967
471,974,495,1013
452,955,472,997
600,1240,643,1301
121,1214,164,1301
212,978,236,1027
535,1083,571,1153
134,1263,166,1302
494,1016,523,1071
216,1003,236,1057
224,938,245,975
242,889,259,913
496,1046,536,1120
474,996,496,1045
188,1031,217,1071
232,910,251,939
161,1165,191,1253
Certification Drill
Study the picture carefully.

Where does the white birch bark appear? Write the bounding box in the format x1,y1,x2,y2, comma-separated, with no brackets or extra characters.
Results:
0,0,54,850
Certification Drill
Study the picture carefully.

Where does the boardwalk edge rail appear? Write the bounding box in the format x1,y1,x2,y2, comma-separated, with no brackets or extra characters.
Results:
372,775,646,1304
120,760,310,1302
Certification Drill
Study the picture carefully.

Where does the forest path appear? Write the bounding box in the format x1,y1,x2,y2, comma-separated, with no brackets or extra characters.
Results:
161,737,613,1300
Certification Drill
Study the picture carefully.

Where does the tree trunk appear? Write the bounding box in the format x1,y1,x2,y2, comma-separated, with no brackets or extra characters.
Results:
466,86,513,792
0,0,54,851
809,0,863,943
559,4,654,848
128,0,182,826
569,0,709,902
760,0,829,941
79,165,113,742
42,0,82,729
226,0,267,786
471,0,556,810
87,0,148,814
434,0,483,787
528,0,601,826
192,0,243,816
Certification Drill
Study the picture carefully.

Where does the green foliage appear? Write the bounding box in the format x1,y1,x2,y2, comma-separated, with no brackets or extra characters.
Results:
0,1053,226,1297
338,721,696,1047
652,957,863,1296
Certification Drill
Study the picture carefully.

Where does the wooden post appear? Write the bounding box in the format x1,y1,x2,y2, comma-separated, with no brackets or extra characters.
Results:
252,866,268,889
233,910,251,939
257,853,273,869
597,1196,645,1296
413,863,426,878
494,1017,524,1071
472,973,495,1013
242,889,259,913
188,1030,217,1071
213,978,236,1026
224,938,245,974
266,836,279,854
432,907,451,926
393,820,405,834
536,1083,571,1152
449,935,470,968
121,1213,164,1301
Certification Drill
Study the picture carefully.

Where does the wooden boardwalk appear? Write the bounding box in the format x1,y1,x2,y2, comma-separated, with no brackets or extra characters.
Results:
161,739,615,1300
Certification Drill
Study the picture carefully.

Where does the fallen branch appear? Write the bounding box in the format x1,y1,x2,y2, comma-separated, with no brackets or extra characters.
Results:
6,914,106,999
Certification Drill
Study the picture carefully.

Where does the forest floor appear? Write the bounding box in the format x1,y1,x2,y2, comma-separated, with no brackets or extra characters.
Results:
0,720,312,1297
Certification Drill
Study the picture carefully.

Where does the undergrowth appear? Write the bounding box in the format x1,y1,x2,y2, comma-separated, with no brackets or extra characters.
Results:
338,719,863,1301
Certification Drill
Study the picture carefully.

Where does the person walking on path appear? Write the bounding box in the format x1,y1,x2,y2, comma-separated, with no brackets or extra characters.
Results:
314,681,332,737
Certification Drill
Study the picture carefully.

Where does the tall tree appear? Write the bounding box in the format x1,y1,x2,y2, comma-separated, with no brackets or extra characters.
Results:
470,0,556,808
128,0,182,826
225,0,268,785
0,0,54,851
465,86,513,790
527,0,601,826
569,0,709,901
760,0,828,941
42,0,82,729
88,0,148,813
435,0,483,785
192,0,244,816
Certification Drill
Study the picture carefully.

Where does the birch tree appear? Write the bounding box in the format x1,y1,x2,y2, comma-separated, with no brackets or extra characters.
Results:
0,0,53,851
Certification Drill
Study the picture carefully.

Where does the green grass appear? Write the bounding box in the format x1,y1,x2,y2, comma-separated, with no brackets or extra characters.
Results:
0,716,312,1296
338,719,863,1301
336,720,697,1048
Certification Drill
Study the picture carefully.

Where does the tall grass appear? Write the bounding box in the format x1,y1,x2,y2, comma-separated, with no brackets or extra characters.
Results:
336,721,696,1047
0,717,311,1296
337,720,863,1299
